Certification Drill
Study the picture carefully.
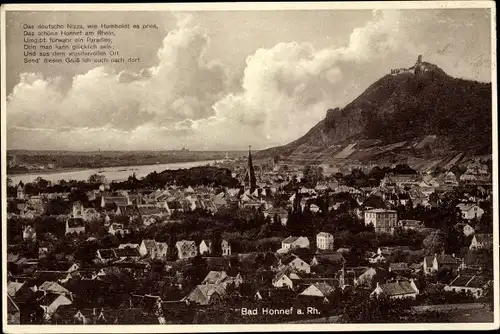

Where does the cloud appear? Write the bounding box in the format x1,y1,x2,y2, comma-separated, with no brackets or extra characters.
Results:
7,10,491,151
7,13,230,149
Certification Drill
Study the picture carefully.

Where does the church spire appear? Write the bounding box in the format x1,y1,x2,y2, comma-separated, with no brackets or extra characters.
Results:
245,145,257,192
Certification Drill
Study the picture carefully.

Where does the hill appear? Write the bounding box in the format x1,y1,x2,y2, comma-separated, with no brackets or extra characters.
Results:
256,56,492,171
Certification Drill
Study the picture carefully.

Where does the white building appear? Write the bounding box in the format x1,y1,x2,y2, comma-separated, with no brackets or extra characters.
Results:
316,232,334,251
278,236,310,254
370,279,419,299
199,240,212,256
176,240,198,260
364,209,398,234
456,203,484,220
444,275,490,298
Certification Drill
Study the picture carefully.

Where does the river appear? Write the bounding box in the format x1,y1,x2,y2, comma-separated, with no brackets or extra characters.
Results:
8,160,218,185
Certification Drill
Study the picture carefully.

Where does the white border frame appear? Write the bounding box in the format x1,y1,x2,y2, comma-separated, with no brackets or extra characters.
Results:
1,1,498,332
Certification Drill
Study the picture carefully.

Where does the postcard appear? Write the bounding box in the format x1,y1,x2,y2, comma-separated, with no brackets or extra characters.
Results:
1,1,498,332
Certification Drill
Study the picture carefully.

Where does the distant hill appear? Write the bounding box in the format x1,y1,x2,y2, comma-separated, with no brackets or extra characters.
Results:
256,56,492,171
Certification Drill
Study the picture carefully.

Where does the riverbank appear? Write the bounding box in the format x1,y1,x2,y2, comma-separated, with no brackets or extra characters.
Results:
8,160,218,185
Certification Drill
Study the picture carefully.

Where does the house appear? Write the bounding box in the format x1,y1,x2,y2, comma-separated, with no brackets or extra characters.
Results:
454,223,476,237
264,208,288,226
369,253,387,264
7,295,20,324
17,183,25,200
65,218,85,235
311,253,345,268
108,223,130,236
176,240,198,260
255,287,297,301
23,225,37,242
115,205,139,219
442,171,459,186
272,268,296,289
72,201,100,222
199,240,213,256
278,236,310,253
221,239,232,257
456,203,484,220
364,209,398,234
119,243,139,250
38,292,73,318
381,173,421,188
444,275,490,298
469,234,493,250
353,267,378,288
101,195,130,208
460,250,486,271
201,271,243,288
281,254,311,274
316,232,334,251
182,284,225,305
423,253,460,275
114,247,141,260
139,240,168,260
299,282,335,303
397,220,424,231
370,279,419,299
96,249,118,263
388,262,410,274
309,203,320,213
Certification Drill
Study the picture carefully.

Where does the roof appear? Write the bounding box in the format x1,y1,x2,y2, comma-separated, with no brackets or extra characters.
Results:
378,280,417,296
114,247,140,258
118,243,139,249
282,236,299,244
317,232,333,237
104,196,129,207
456,203,479,211
389,262,409,271
176,240,197,251
98,249,117,259
202,271,228,284
256,288,297,301
7,295,20,314
365,208,397,213
67,218,85,228
272,266,294,284
38,281,70,295
312,282,335,296
313,253,345,265
7,281,25,297
448,275,490,289
142,239,157,251
38,292,71,306
184,284,226,305
474,234,493,245
436,254,459,265
137,206,165,216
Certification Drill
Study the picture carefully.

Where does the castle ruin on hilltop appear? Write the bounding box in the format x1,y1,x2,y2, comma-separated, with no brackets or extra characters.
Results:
390,55,431,75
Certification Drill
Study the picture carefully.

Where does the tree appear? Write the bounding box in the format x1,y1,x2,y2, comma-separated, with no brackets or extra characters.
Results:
422,231,446,255
339,291,411,323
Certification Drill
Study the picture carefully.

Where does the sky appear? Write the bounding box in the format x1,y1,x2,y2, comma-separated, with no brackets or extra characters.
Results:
5,8,493,151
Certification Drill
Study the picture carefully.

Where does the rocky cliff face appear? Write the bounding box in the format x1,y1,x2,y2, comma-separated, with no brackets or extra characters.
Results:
256,59,492,169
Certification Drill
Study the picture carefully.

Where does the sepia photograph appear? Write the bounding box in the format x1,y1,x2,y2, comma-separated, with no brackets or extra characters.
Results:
1,2,498,332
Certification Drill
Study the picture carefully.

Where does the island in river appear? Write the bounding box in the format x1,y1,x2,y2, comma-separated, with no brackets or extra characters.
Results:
6,150,246,184
7,150,245,173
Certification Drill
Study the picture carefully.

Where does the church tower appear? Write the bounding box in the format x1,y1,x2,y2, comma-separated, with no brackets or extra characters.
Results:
17,181,25,200
244,146,257,192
